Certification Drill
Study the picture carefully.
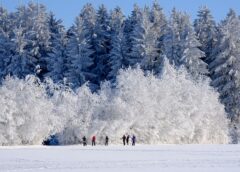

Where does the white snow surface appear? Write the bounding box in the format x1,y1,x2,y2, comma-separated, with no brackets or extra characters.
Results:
0,145,240,172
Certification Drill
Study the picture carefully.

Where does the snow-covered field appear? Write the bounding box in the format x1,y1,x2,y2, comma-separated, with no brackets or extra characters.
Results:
0,145,240,172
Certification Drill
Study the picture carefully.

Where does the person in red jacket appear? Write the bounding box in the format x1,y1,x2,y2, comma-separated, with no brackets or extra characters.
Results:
92,135,96,146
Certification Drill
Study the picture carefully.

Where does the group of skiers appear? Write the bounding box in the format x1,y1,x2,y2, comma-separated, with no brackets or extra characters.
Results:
81,134,136,146
122,134,136,146
82,135,110,146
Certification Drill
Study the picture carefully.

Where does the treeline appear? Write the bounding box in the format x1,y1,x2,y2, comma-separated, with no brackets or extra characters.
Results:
0,2,240,126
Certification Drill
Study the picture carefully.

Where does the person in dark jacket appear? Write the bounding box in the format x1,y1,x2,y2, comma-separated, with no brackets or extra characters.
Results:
105,136,109,146
122,135,126,146
82,136,87,146
126,135,130,145
132,135,136,146
92,135,96,146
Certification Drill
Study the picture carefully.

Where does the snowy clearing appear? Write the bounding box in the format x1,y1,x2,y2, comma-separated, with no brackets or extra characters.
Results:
0,145,240,172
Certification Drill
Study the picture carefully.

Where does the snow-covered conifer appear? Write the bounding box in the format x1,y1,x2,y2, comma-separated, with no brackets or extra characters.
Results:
123,4,141,67
129,6,160,71
0,7,13,80
164,9,208,78
7,5,29,78
8,3,51,79
45,13,67,83
91,5,111,85
107,7,125,81
194,6,218,65
210,9,240,125
65,14,94,88
149,1,167,73
25,2,51,78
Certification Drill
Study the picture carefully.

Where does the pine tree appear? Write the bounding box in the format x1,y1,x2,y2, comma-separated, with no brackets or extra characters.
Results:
92,4,111,85
45,13,66,83
8,3,51,79
79,3,98,89
25,2,51,79
7,5,29,78
150,1,167,73
0,7,13,80
194,6,217,65
80,3,96,40
65,14,94,88
134,6,159,71
164,9,208,78
209,9,240,123
123,4,142,67
107,7,125,81
9,28,27,78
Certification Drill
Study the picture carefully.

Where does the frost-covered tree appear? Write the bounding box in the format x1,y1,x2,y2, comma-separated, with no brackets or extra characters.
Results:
164,9,208,78
79,3,96,52
56,60,229,145
65,14,94,88
209,9,240,126
107,7,126,81
0,61,230,145
25,3,51,79
8,27,28,78
149,1,167,73
194,6,218,65
6,5,29,78
91,4,111,85
45,13,66,83
128,6,160,71
54,84,99,145
123,4,141,67
77,3,98,89
7,3,51,79
150,1,167,39
0,7,13,80
0,76,62,145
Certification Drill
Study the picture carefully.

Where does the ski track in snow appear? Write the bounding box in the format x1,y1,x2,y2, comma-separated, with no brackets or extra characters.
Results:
0,145,240,172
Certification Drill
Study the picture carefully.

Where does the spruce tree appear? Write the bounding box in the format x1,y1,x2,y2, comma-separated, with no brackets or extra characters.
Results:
124,4,142,67
79,3,98,89
9,3,51,79
25,2,51,79
210,9,240,122
92,5,111,85
131,6,159,71
65,15,94,88
45,13,67,83
0,7,13,80
150,1,167,73
164,9,208,78
194,6,217,65
107,7,125,81
7,5,29,78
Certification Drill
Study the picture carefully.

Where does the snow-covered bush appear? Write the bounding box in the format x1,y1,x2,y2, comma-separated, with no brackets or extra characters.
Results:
0,61,229,145
53,84,100,145
83,60,229,144
0,76,63,145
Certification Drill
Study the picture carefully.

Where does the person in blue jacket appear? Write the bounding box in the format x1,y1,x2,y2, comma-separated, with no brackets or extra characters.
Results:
132,135,136,146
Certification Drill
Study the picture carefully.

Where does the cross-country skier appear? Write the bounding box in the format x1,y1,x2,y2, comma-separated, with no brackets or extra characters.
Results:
82,136,87,146
126,135,130,145
122,135,126,146
92,135,96,146
105,136,109,146
132,135,136,146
